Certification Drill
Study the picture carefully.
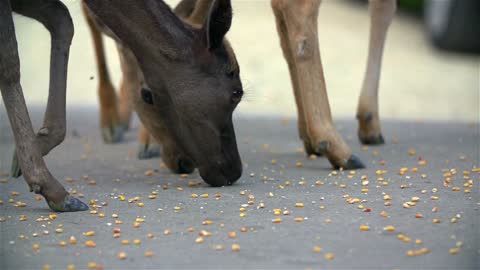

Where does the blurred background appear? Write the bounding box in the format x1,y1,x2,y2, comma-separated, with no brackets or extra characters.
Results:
2,0,479,122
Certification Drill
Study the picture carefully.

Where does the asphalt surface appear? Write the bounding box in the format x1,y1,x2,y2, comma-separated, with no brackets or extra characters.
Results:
0,107,478,269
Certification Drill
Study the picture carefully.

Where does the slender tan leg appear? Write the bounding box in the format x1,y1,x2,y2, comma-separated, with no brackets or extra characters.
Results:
271,0,364,169
357,0,396,144
272,1,314,155
82,2,123,143
1,0,87,212
116,44,143,131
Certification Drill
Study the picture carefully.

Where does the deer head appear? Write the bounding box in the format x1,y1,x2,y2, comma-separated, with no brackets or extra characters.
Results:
84,0,243,186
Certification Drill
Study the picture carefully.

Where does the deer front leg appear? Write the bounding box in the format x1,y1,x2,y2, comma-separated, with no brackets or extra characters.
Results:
272,0,364,169
82,2,123,143
11,0,75,177
0,0,87,212
357,0,396,145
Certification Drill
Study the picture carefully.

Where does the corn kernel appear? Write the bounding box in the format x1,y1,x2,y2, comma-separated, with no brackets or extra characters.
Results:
118,252,127,260
145,251,154,257
359,225,370,231
85,240,96,247
325,253,335,260
272,218,282,223
384,225,395,232
84,231,95,237
294,217,304,222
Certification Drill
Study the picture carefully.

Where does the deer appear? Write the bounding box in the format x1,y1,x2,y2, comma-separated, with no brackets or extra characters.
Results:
0,0,395,212
83,0,394,171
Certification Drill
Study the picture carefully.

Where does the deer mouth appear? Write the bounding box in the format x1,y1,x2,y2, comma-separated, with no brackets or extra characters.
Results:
197,158,242,187
177,158,195,174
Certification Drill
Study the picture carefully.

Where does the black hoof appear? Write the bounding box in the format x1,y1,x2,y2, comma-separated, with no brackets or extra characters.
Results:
359,134,385,145
47,195,89,212
137,144,161,160
11,150,22,178
333,154,365,170
101,126,124,144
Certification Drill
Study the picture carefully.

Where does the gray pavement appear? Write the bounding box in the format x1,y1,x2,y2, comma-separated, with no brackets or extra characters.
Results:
0,107,479,269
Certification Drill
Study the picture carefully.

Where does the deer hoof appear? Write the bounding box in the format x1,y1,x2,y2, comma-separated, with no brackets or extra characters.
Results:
47,194,89,212
333,154,365,170
137,144,161,160
11,149,22,178
101,126,124,144
359,133,385,145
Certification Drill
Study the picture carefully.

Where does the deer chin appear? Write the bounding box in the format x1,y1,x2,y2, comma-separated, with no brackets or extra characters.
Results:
161,142,241,186
197,158,242,187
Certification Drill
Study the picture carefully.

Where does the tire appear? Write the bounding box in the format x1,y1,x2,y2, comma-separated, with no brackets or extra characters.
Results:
425,0,480,52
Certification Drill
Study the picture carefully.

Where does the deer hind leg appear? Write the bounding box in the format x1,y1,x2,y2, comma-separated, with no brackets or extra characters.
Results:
271,0,364,169
82,2,123,143
1,0,87,212
137,123,161,160
357,0,396,145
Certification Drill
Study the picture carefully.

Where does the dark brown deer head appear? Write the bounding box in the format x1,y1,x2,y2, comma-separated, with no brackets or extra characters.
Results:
84,0,243,186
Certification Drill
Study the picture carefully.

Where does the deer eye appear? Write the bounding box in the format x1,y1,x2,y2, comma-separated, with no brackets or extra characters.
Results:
141,88,154,105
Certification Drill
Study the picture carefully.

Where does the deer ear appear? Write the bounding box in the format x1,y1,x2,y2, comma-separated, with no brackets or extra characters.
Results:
204,0,232,50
